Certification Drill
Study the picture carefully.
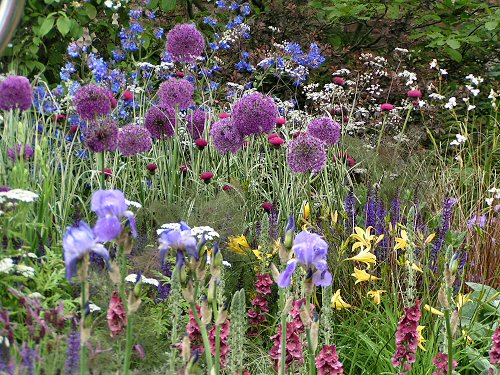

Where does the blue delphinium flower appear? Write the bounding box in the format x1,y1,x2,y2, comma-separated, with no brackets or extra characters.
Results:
91,190,138,242
203,17,217,27
129,9,142,19
277,231,332,288
235,51,254,72
111,49,127,62
216,0,226,8
67,42,81,58
240,3,251,16
129,22,144,35
305,43,325,69
158,222,198,264
60,63,77,81
226,15,243,29
229,1,239,10
153,27,164,39
88,53,108,83
63,222,110,280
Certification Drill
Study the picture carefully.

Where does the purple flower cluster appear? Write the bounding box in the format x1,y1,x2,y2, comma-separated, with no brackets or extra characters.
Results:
73,84,111,120
65,329,80,375
158,78,194,110
186,109,208,139
118,124,152,157
287,133,326,173
491,326,500,365
0,75,33,111
432,352,457,375
392,300,421,374
144,106,176,139
316,345,344,375
431,197,457,271
84,119,119,153
232,92,277,136
345,188,356,232
166,23,205,63
210,117,244,154
7,144,34,161
307,117,341,146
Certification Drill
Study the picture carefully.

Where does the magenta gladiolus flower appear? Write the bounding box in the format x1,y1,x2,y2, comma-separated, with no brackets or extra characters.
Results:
232,92,277,136
0,75,33,111
118,124,152,157
307,117,341,146
392,300,420,373
166,23,205,63
491,327,500,365
73,84,112,120
158,78,194,110
316,345,344,375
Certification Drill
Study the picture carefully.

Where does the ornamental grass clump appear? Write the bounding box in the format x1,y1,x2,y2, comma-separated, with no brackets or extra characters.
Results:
73,84,112,120
232,92,277,136
166,23,205,63
0,75,33,111
158,78,194,110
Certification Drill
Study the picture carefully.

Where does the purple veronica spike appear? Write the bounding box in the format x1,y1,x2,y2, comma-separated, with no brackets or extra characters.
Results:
63,221,110,280
277,259,297,288
158,221,198,264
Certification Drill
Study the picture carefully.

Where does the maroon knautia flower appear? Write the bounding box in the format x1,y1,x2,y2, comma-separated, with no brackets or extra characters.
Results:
269,136,284,148
175,71,184,78
276,117,286,126
158,78,194,110
118,125,153,157
268,133,279,139
73,84,112,120
69,125,78,135
232,92,277,136
407,89,422,99
146,163,158,175
380,103,395,112
316,345,344,375
334,152,356,168
166,23,205,63
392,299,421,374
222,184,232,192
307,117,341,146
110,96,117,109
0,75,33,111
210,117,244,155
209,319,230,368
333,76,345,86
144,106,176,139
432,352,457,375
195,138,208,150
7,144,34,161
54,114,66,123
100,167,113,179
219,112,230,119
262,201,273,213
200,171,213,183
107,291,127,337
180,164,189,175
287,133,327,173
123,90,134,102
186,109,208,139
84,119,119,153
491,326,500,365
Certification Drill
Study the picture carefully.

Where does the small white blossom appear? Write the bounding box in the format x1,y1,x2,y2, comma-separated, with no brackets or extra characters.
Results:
89,303,102,313
444,97,457,110
450,134,466,146
156,223,181,236
465,74,483,86
429,93,446,100
191,226,220,241
0,258,14,273
16,265,35,278
27,292,44,299
440,69,448,76
465,85,480,96
467,105,476,111
429,59,438,69
125,273,159,287
125,199,142,209
0,189,38,203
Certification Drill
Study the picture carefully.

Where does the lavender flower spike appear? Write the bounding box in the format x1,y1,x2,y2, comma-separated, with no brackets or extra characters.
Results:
158,222,198,264
63,222,110,280
91,190,137,242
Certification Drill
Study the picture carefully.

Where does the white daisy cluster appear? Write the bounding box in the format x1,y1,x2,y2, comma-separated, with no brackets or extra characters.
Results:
0,258,35,278
398,70,418,87
450,134,466,146
0,189,38,203
125,273,160,287
190,226,220,241
104,0,129,10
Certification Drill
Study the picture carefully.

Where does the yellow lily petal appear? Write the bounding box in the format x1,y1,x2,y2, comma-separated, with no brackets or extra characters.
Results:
303,202,310,221
227,235,251,254
424,304,444,316
352,268,381,284
347,248,377,269
417,325,427,351
367,290,385,304
424,233,436,244
331,289,351,310
456,293,471,311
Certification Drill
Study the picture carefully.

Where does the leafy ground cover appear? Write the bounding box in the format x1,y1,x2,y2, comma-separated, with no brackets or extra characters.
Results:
0,0,498,374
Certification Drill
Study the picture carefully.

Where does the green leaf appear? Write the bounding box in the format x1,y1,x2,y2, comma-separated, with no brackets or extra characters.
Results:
84,3,97,20
70,21,84,39
444,47,462,62
446,39,460,49
56,16,71,36
39,16,54,37
485,21,498,31
160,0,176,11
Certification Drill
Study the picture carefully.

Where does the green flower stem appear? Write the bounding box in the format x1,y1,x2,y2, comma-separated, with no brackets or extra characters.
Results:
213,281,220,375
280,311,287,375
123,314,134,375
377,113,387,153
305,297,316,375
189,301,214,372
398,106,413,137
136,156,145,206
98,151,105,189
226,152,230,184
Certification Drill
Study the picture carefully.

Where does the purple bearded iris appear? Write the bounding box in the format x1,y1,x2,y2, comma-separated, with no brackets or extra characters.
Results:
158,222,199,265
91,190,137,242
63,221,110,279
277,231,332,288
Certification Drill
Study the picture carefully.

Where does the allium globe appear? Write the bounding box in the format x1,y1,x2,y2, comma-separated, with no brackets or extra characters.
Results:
186,109,208,139
287,133,327,173
118,124,153,157
210,118,244,155
166,23,205,63
232,92,277,136
73,84,112,120
0,75,33,111
84,119,119,153
307,117,341,146
7,144,34,161
158,78,194,110
144,106,176,139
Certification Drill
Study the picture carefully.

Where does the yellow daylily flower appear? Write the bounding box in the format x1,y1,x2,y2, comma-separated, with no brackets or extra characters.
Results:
456,293,471,311
424,233,436,244
424,304,444,316
331,289,352,310
227,235,251,254
331,210,338,226
252,248,272,262
367,290,385,304
352,268,381,284
303,202,310,221
351,226,376,251
417,326,427,351
394,230,409,251
347,248,377,269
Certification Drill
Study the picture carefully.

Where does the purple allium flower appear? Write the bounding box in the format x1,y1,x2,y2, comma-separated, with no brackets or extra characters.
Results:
84,119,119,153
307,117,341,146
158,78,194,110
277,231,331,288
186,109,208,139
7,144,34,161
91,189,137,242
65,329,80,375
73,84,112,120
118,124,152,157
0,75,33,111
144,106,176,139
286,133,326,173
63,221,110,279
210,117,244,154
166,23,205,63
232,92,277,136
158,222,198,264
